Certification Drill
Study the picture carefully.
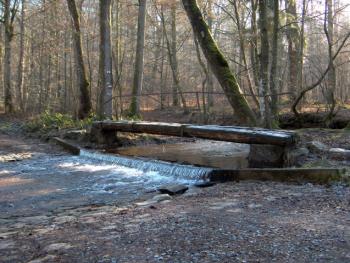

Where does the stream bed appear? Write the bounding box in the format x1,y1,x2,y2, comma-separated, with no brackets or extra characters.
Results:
1,139,249,218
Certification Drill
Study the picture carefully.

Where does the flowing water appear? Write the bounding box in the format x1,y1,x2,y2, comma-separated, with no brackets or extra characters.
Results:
1,140,248,217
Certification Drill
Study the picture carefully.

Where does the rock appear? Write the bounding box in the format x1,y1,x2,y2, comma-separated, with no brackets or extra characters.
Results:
182,188,202,197
152,194,173,202
307,141,329,154
53,216,76,225
328,148,350,160
43,243,73,252
286,147,309,165
28,255,57,263
157,184,189,195
194,181,216,188
63,129,87,141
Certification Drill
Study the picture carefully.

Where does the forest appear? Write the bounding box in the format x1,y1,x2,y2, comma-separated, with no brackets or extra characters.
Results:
0,0,349,127
0,1,350,262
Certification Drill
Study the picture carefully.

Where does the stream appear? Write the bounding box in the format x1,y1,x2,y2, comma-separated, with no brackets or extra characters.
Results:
0,140,249,217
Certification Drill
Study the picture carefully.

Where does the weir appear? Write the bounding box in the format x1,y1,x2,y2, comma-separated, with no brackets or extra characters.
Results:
80,150,213,181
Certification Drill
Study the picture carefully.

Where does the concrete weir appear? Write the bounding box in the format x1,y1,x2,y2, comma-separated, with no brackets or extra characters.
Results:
91,121,299,168
52,137,346,185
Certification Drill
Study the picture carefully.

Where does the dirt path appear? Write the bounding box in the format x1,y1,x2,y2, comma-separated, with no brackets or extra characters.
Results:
0,133,349,262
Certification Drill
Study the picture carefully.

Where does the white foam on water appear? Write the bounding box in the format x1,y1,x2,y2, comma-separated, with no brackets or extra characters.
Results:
55,150,212,193
79,150,212,181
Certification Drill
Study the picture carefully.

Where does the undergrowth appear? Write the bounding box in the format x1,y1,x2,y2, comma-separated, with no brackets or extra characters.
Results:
24,111,96,133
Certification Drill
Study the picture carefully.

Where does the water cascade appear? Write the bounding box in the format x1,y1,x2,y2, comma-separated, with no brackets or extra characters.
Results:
79,150,213,181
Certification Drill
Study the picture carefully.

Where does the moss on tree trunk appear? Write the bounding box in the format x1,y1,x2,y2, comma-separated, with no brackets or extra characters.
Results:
182,0,256,125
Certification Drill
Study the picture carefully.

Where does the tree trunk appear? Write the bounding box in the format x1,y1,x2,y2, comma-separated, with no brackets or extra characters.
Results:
206,0,214,108
258,0,271,128
98,0,113,119
250,0,260,89
182,0,256,125
232,0,260,111
129,0,147,117
324,0,336,122
0,26,3,107
170,4,179,107
67,0,92,119
3,0,15,113
160,4,188,112
286,0,300,100
269,0,279,120
16,0,26,112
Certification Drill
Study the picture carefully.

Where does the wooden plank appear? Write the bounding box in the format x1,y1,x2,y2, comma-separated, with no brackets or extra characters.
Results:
51,137,80,155
184,125,296,146
208,168,346,184
92,121,297,146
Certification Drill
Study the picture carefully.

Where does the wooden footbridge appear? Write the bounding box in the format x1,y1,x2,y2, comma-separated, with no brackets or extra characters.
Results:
91,121,298,168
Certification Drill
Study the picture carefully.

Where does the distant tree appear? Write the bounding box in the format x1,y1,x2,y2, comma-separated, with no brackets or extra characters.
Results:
2,0,18,113
98,0,113,119
129,0,147,117
66,0,92,119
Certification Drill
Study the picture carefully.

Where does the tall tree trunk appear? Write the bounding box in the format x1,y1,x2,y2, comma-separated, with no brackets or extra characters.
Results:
3,0,15,113
250,0,260,89
206,0,214,108
325,0,336,122
113,0,122,119
0,25,3,107
98,0,113,119
232,0,260,111
182,0,256,125
16,0,26,112
170,4,179,107
67,0,92,119
129,0,147,117
160,4,188,112
258,0,271,128
286,0,300,100
269,0,279,120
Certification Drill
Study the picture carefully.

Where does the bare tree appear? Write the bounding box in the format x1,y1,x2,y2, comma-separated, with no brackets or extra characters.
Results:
98,0,113,119
2,0,18,113
67,0,92,119
129,0,147,117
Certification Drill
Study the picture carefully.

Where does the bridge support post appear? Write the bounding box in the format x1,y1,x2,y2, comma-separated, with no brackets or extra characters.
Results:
90,125,118,145
248,144,286,168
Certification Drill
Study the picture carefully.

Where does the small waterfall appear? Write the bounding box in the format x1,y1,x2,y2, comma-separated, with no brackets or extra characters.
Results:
79,150,213,181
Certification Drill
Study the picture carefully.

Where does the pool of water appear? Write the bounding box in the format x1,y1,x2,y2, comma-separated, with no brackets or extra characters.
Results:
109,141,250,169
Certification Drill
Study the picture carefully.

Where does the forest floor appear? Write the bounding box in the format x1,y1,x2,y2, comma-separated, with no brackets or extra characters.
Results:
0,114,350,262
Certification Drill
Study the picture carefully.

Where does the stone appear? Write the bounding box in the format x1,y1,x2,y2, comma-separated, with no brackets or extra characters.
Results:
157,184,189,195
43,243,73,252
194,181,216,188
286,147,309,166
63,130,87,141
328,148,350,160
53,216,77,225
306,141,329,154
0,240,15,250
151,194,172,202
28,255,57,263
135,200,157,207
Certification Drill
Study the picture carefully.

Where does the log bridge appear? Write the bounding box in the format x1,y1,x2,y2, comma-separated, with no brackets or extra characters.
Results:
91,121,299,168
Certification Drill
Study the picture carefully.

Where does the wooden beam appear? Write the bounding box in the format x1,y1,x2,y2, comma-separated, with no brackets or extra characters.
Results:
92,121,298,146
209,168,347,184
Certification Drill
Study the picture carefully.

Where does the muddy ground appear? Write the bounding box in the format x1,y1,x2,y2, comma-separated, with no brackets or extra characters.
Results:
0,127,350,262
